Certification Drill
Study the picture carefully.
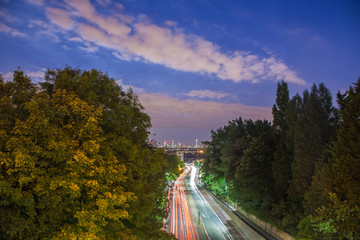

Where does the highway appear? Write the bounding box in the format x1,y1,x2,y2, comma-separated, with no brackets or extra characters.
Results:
167,166,248,240
169,167,199,240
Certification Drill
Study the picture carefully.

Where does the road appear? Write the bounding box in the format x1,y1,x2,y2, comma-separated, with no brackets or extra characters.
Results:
169,167,199,240
167,166,248,240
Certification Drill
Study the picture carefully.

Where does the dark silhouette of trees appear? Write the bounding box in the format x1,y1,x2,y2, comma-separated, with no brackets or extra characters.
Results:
202,79,359,239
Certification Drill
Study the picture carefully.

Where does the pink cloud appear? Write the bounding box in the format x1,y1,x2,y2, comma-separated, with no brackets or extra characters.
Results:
0,22,26,37
43,0,306,85
184,90,230,99
1,69,45,82
138,93,272,129
26,0,44,6
45,7,73,30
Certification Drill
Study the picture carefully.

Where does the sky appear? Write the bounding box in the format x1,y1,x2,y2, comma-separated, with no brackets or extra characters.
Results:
1,0,359,145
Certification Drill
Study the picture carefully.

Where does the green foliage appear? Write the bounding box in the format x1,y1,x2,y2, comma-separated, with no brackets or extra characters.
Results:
41,66,171,238
42,66,151,144
0,68,172,239
193,160,202,167
202,118,275,209
289,84,336,206
303,150,334,214
164,153,181,181
272,81,293,201
298,193,360,240
201,80,354,238
332,78,360,205
234,132,275,209
297,78,360,239
272,81,290,134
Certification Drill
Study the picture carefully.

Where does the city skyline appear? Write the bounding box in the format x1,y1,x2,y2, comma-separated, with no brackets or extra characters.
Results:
1,0,359,144
159,139,203,148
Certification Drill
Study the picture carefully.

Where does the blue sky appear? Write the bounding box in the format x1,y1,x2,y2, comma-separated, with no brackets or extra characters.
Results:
1,0,359,145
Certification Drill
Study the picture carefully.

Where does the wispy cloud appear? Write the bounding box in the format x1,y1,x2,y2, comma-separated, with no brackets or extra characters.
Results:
0,8,18,22
28,19,61,41
26,0,45,6
45,7,73,30
164,20,177,27
0,22,26,37
37,0,306,85
183,90,230,100
115,79,145,93
1,71,13,81
26,70,45,82
95,0,111,7
1,69,45,82
138,93,272,129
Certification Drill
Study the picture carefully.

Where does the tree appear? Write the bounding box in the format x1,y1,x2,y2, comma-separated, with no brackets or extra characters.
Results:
234,123,275,210
297,79,359,239
164,153,181,181
307,78,360,239
303,150,335,214
0,86,135,239
1,68,173,239
202,127,228,196
298,193,360,240
289,84,336,206
40,67,169,238
272,81,290,134
271,81,292,201
332,78,360,206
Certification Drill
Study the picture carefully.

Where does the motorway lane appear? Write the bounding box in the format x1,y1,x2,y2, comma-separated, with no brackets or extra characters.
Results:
168,166,248,240
198,187,247,240
170,167,199,240
188,166,247,240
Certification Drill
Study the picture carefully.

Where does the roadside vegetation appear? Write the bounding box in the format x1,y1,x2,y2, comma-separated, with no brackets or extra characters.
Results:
164,154,183,182
0,67,178,239
201,78,360,239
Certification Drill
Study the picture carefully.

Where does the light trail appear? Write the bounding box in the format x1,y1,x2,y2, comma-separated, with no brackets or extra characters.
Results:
189,166,235,240
167,166,247,240
169,167,199,240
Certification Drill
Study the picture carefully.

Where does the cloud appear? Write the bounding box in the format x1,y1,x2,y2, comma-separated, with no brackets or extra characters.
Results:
1,71,13,81
26,0,44,6
78,40,98,53
112,51,134,61
26,70,45,82
0,8,18,22
184,90,230,100
45,7,73,30
42,0,305,85
1,70,45,82
114,3,125,11
0,22,26,37
95,0,111,7
115,79,145,93
164,20,177,27
28,19,62,41
138,93,272,129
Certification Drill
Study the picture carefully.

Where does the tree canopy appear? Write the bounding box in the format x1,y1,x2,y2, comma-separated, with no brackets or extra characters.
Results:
0,67,174,239
202,79,359,238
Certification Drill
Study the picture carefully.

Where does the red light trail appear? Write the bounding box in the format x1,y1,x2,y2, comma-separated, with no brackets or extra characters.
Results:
170,167,199,240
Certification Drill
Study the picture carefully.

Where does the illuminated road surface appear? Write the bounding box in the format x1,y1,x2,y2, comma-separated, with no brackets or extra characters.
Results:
168,166,247,240
170,167,199,240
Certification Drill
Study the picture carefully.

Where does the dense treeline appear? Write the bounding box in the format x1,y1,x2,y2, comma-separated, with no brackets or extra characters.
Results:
202,79,360,239
0,67,178,239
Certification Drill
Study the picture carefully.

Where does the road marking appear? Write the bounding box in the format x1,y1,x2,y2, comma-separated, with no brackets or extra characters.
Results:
190,166,234,240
